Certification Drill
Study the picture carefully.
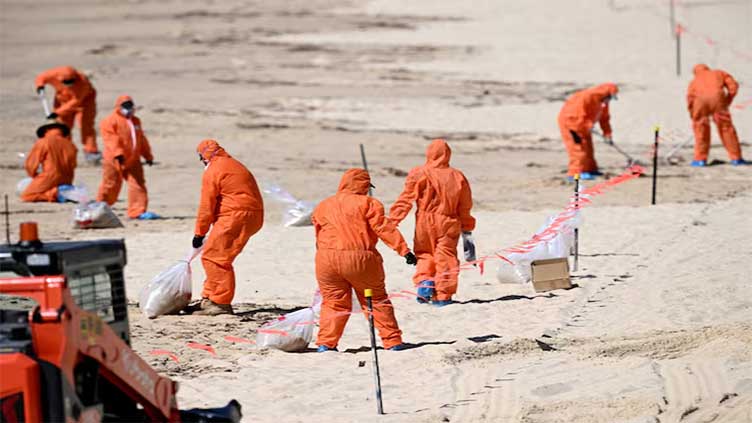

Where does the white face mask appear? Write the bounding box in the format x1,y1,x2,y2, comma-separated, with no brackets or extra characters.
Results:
120,107,133,117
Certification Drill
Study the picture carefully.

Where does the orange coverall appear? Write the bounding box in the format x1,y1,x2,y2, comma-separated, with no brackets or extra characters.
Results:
96,96,154,218
558,83,619,176
195,139,264,305
687,64,742,162
35,66,98,154
313,168,409,349
21,126,77,202
389,139,475,302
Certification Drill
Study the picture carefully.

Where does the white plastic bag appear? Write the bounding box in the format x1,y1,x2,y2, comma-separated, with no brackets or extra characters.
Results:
256,307,315,352
139,249,199,319
261,182,315,227
16,177,32,196
496,212,581,284
73,201,123,229
59,185,90,204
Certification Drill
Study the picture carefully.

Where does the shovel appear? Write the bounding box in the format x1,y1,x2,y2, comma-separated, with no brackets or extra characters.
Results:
592,129,645,167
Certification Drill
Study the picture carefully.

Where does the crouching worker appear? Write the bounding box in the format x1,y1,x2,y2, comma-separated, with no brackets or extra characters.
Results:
389,139,476,307
96,95,159,219
313,168,417,352
191,139,264,316
21,121,77,203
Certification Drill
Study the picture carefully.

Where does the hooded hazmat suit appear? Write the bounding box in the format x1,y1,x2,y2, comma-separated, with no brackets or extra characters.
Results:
96,95,154,218
34,66,98,154
313,168,409,350
195,139,264,305
21,124,77,202
558,83,619,176
687,64,742,162
389,139,475,302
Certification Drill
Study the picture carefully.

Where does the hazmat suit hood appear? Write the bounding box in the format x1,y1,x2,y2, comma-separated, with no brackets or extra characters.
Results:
425,139,451,168
693,64,710,75
57,66,77,82
114,95,134,116
337,168,372,195
196,139,228,163
592,83,619,101
114,95,133,109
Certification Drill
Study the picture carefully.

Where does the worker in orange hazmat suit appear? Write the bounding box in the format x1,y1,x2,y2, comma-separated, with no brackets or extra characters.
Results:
389,139,475,307
96,96,159,220
558,83,619,179
34,66,100,162
21,121,77,203
313,168,416,352
191,139,264,316
687,64,747,166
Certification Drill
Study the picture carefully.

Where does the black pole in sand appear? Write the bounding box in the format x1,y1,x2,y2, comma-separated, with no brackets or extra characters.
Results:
365,289,384,415
652,127,660,205
573,175,580,271
359,144,373,196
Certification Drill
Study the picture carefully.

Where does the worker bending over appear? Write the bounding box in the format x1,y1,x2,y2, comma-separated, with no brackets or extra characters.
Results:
96,95,159,220
21,121,77,203
34,66,100,162
192,139,264,316
389,139,475,307
687,64,747,166
313,168,416,352
558,83,619,180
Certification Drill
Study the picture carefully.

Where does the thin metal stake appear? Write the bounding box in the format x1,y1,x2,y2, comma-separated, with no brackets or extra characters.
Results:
359,144,373,196
365,289,384,415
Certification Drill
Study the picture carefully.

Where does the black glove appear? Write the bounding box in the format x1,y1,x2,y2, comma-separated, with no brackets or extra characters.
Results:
569,130,582,144
115,155,125,165
146,160,154,166
36,86,44,95
47,112,58,120
192,235,205,249
404,251,417,266
462,232,476,263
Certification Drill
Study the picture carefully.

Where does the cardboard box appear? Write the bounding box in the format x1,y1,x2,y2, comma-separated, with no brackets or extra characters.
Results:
531,258,572,292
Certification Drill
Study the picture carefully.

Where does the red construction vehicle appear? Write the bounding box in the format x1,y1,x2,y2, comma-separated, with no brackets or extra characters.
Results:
0,222,241,422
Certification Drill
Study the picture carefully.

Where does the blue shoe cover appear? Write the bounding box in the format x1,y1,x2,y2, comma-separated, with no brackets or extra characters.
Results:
137,211,161,220
416,280,435,304
579,172,596,180
388,343,407,351
432,299,454,307
731,159,748,166
317,345,338,352
56,185,74,203
690,160,707,167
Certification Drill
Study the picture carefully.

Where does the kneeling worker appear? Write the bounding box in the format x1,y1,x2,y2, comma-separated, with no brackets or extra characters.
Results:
313,168,416,352
21,121,77,203
192,139,264,316
96,95,159,219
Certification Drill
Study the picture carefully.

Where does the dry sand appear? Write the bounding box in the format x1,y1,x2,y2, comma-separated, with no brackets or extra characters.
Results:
1,0,751,421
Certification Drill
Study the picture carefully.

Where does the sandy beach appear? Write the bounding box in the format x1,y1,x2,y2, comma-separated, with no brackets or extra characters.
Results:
1,0,751,421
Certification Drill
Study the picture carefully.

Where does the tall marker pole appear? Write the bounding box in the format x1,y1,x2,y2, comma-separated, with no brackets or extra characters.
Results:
573,175,580,271
359,144,373,196
652,127,660,205
365,289,384,414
